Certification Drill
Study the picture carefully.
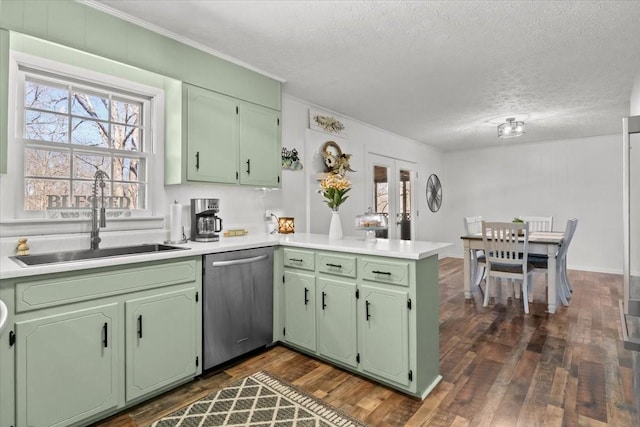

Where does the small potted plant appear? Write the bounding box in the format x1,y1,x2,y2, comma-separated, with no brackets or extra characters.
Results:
512,217,525,235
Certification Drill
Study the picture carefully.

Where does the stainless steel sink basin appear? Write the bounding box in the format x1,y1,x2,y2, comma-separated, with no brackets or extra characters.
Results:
10,244,190,267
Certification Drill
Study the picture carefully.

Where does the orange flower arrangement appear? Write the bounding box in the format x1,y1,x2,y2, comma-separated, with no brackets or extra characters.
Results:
319,174,351,211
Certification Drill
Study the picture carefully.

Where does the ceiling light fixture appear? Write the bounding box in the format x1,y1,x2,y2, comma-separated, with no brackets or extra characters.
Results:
497,118,525,138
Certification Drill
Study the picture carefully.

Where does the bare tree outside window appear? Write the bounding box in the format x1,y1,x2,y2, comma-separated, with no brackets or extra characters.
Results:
22,74,148,215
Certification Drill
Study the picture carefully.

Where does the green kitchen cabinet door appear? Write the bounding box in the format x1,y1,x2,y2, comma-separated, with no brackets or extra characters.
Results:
15,303,119,427
125,288,197,402
316,277,358,367
185,84,239,183
283,271,316,352
358,285,410,386
239,102,281,187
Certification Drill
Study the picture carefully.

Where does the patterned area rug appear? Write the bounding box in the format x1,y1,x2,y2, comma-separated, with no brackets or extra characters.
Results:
151,371,369,427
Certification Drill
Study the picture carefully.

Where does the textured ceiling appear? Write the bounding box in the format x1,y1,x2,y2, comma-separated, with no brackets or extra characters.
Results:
92,0,640,151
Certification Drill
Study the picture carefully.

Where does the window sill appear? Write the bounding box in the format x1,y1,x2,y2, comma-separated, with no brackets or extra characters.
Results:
0,216,166,238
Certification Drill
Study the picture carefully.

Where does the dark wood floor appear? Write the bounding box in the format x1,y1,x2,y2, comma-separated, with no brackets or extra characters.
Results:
95,257,639,427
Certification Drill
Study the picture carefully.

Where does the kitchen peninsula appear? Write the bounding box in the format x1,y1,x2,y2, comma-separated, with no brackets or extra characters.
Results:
0,234,449,427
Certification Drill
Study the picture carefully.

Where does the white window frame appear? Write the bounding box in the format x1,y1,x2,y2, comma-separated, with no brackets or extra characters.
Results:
4,51,164,222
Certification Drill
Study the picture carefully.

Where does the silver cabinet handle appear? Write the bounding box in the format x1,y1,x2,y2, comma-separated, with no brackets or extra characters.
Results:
212,254,268,267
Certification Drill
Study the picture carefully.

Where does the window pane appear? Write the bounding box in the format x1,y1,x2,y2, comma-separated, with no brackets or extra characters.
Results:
71,91,109,120
71,118,110,148
113,182,144,210
112,99,142,126
22,71,149,214
113,156,144,182
111,125,141,151
24,179,70,211
73,180,111,208
73,153,110,179
25,80,68,113
374,165,389,214
25,148,70,178
25,110,69,142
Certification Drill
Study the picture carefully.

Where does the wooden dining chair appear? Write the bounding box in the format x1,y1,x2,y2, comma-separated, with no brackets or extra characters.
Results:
463,216,485,287
520,216,553,232
482,221,535,313
529,218,578,306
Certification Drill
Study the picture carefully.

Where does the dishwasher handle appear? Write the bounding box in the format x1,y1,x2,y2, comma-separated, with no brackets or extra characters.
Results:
211,254,268,267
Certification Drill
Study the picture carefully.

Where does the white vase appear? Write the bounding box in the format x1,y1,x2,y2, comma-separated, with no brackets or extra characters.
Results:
328,210,343,240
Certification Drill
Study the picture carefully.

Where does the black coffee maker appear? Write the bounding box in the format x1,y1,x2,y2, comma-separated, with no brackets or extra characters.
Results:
190,198,222,242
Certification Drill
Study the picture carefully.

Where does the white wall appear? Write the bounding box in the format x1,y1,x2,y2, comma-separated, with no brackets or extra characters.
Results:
442,134,622,273
280,95,446,243
632,74,640,115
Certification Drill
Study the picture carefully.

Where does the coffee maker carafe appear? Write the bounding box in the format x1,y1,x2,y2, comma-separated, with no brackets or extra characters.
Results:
191,198,222,242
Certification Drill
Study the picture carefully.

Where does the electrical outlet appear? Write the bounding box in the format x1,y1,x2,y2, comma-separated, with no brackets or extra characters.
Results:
264,210,274,221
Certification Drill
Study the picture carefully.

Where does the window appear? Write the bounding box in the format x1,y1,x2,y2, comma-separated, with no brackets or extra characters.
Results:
17,66,152,218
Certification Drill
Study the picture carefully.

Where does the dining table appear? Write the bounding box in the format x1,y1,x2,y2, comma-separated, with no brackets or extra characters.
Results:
460,231,566,314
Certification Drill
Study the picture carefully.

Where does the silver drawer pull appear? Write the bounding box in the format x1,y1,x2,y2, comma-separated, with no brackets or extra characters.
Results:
212,254,268,267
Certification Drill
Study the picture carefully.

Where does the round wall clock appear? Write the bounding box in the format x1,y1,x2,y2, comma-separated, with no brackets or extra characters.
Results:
426,174,442,212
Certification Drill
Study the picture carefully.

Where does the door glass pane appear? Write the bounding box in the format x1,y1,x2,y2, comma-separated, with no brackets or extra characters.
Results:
373,165,389,239
399,169,411,240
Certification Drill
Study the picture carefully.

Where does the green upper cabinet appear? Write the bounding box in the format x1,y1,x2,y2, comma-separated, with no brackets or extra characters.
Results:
15,303,119,427
0,1,282,180
185,85,239,184
239,101,281,187
179,83,281,186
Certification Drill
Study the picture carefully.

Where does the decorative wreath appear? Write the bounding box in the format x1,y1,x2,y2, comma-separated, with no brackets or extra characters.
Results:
320,141,355,176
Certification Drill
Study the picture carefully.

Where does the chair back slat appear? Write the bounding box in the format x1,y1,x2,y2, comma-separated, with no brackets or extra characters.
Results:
463,216,483,235
482,221,529,267
481,221,534,313
520,216,553,232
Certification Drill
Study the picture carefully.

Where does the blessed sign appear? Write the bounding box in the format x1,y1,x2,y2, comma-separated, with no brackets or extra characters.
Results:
46,195,132,209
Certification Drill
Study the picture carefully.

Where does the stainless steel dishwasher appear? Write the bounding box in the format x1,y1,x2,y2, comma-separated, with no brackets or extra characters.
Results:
203,246,274,370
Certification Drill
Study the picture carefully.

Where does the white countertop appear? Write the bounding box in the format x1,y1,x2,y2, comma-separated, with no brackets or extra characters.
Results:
0,233,451,280
279,233,450,260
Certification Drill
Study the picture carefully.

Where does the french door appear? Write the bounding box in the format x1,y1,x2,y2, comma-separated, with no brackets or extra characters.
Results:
367,153,416,240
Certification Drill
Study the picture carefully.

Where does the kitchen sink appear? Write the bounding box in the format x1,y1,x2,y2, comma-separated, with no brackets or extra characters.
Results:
10,244,190,267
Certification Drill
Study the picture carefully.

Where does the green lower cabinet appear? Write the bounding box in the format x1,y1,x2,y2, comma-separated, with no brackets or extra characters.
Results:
358,284,410,387
278,250,442,398
2,257,202,427
125,288,197,402
316,277,357,367
15,303,119,427
283,271,316,351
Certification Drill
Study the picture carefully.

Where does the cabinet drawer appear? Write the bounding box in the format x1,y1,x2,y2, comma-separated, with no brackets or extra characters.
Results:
360,257,410,287
283,249,315,271
15,260,197,313
317,252,356,278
